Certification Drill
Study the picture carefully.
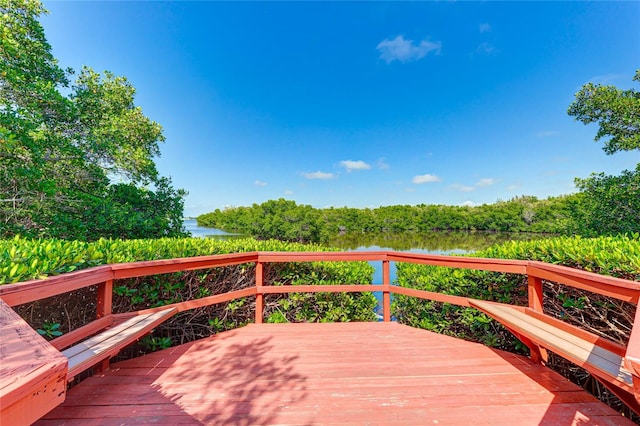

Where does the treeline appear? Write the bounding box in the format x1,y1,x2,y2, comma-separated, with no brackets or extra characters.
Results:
197,195,578,243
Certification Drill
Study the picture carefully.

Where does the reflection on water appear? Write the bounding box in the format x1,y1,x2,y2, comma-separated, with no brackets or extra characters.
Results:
327,230,548,253
183,219,244,239
184,219,549,253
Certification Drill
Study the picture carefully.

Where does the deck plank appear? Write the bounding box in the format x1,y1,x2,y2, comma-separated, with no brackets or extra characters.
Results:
38,322,634,425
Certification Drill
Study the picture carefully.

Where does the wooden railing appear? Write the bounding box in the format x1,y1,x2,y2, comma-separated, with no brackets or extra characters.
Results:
1,251,639,424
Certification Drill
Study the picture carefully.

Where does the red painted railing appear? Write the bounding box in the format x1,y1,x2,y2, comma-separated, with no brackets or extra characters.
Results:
1,251,639,424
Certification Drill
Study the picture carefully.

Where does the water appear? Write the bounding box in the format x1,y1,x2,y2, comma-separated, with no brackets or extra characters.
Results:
183,219,243,239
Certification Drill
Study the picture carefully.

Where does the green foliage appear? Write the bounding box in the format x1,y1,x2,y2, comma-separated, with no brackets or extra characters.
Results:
568,70,640,155
571,168,640,236
0,234,367,284
393,235,640,351
0,0,185,240
0,235,103,283
140,336,172,351
36,320,62,339
198,196,577,243
265,261,378,323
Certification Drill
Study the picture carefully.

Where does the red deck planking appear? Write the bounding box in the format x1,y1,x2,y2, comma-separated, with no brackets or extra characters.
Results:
37,322,634,425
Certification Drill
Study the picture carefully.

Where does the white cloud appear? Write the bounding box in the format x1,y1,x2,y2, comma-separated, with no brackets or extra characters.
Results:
254,180,268,187
450,183,474,192
475,178,496,187
449,178,495,192
412,173,441,184
479,23,492,33
462,200,477,207
284,189,294,195
377,35,441,64
339,160,371,172
507,184,520,191
376,158,390,170
475,42,498,56
303,171,335,180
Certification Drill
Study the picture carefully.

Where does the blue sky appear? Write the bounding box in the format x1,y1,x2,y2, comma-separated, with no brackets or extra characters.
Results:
41,1,639,217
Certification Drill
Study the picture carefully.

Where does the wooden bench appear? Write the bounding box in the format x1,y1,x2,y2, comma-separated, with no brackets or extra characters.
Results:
468,300,633,392
62,307,177,379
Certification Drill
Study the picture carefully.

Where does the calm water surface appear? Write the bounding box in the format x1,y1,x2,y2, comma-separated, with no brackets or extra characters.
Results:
183,219,243,239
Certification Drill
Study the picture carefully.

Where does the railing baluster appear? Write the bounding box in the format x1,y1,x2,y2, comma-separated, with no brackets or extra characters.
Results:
96,279,113,319
382,260,391,322
255,261,264,324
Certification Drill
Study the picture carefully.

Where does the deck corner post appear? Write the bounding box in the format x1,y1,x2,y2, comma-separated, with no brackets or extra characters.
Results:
255,261,264,324
382,260,391,322
96,279,113,319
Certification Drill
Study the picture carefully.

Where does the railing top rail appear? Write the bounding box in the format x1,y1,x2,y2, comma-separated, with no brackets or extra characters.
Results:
1,251,638,307
256,251,389,262
112,251,259,279
0,252,261,306
0,265,114,306
528,261,640,291
387,252,529,274
387,251,528,265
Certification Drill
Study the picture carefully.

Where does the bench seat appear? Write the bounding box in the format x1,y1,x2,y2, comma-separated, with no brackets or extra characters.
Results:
468,299,633,390
62,308,177,379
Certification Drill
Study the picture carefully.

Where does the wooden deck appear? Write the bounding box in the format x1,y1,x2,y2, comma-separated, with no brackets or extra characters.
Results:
36,322,633,425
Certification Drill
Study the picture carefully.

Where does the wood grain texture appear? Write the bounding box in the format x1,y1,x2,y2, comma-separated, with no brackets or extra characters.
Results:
38,322,633,425
469,300,634,391
0,298,67,425
50,315,114,351
63,308,177,379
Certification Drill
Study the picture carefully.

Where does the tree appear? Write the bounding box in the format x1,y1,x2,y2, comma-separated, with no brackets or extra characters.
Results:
568,70,640,155
568,70,640,236
572,170,640,236
0,0,186,239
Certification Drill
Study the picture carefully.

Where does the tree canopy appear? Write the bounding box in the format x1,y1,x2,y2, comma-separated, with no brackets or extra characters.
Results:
568,70,640,155
0,0,186,239
568,70,640,236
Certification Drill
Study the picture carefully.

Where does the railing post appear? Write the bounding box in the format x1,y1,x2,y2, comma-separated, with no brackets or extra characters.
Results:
526,271,547,363
528,274,544,313
382,260,391,322
96,279,114,373
96,279,113,319
255,261,264,324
